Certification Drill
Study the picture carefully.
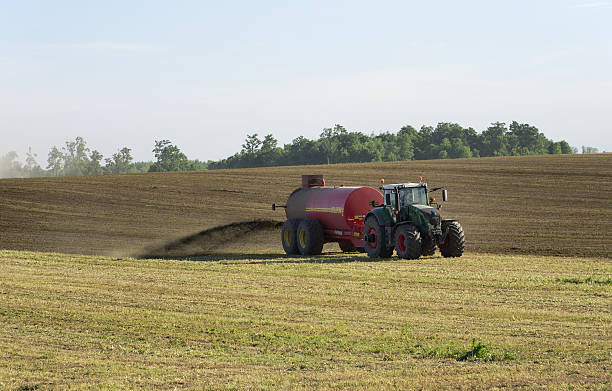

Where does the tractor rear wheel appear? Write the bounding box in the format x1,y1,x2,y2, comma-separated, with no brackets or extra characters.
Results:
281,219,300,255
364,216,394,258
296,219,324,256
439,221,465,258
339,240,357,253
394,225,421,260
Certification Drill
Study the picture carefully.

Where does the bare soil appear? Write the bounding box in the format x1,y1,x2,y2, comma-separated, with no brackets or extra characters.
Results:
1,153,610,257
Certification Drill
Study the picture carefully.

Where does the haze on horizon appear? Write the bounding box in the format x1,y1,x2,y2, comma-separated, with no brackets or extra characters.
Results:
1,0,610,164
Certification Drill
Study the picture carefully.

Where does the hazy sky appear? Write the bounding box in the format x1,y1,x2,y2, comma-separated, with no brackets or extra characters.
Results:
1,0,610,163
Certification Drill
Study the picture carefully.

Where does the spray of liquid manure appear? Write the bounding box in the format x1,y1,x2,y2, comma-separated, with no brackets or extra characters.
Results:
137,219,282,258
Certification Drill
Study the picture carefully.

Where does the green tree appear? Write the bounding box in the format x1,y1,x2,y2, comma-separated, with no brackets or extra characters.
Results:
62,137,90,176
24,147,45,177
396,132,415,161
559,141,573,154
319,125,347,164
449,138,473,158
283,136,319,166
242,134,262,154
257,134,283,167
86,150,104,175
414,126,434,160
549,142,562,154
105,147,133,174
132,161,154,173
149,140,191,172
437,138,452,158
47,146,63,177
581,146,599,154
480,122,509,157
508,121,548,155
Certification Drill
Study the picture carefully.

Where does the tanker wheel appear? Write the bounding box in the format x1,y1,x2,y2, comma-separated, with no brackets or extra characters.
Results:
296,219,324,256
439,221,465,258
364,216,394,258
394,225,421,260
339,240,358,253
281,219,300,255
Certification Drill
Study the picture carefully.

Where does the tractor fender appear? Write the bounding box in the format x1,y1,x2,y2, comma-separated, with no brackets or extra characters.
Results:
365,207,393,227
392,221,418,236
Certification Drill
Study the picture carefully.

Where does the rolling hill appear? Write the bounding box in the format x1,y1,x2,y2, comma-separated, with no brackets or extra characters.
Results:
1,153,610,258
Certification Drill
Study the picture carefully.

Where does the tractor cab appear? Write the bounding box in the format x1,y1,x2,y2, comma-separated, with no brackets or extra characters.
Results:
382,183,428,210
380,181,448,222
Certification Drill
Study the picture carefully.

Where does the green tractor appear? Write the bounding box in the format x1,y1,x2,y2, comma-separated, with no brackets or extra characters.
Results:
363,178,465,259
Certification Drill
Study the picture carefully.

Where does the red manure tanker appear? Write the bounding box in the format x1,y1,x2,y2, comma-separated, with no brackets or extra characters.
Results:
273,175,382,255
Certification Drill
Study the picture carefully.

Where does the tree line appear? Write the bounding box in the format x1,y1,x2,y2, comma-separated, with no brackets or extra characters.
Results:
0,138,207,178
209,121,585,169
0,121,602,178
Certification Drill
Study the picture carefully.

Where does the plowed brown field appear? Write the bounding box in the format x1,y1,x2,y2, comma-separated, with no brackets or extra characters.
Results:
1,153,611,257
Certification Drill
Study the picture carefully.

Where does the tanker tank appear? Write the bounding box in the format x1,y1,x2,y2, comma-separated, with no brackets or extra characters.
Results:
273,175,382,255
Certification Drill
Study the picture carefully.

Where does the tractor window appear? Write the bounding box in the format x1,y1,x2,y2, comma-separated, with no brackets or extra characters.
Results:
399,187,428,206
384,190,397,209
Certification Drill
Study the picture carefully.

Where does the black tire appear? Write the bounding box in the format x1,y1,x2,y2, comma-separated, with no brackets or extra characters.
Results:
439,221,465,258
394,225,421,260
421,240,436,256
364,216,394,258
296,219,324,255
339,240,358,253
281,219,300,255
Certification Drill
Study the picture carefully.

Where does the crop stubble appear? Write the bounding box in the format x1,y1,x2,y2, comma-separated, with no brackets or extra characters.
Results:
0,250,610,390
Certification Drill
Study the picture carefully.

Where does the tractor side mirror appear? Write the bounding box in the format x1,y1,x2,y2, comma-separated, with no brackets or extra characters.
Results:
442,189,448,202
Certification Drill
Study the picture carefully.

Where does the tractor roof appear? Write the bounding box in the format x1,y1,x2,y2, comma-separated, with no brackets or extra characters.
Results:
381,182,427,190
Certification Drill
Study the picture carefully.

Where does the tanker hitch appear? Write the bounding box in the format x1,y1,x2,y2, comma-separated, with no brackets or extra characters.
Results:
271,203,287,211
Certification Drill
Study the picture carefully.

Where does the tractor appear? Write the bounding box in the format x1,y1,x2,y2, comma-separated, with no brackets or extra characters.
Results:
363,178,465,259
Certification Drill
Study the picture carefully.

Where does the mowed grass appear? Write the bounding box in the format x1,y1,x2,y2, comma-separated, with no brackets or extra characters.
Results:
0,153,611,257
1,250,610,390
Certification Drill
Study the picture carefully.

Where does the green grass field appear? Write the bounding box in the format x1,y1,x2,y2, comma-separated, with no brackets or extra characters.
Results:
1,249,610,390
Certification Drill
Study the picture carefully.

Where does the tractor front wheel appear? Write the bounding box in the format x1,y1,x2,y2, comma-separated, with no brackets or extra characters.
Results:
421,240,436,256
394,225,421,260
439,221,465,258
364,216,393,258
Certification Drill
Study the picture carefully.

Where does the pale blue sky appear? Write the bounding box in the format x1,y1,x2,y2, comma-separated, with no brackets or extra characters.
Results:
1,0,610,163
